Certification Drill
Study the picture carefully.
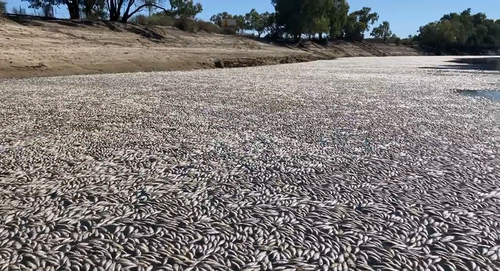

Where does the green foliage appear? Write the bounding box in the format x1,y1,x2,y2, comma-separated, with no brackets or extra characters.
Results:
173,17,198,32
19,0,202,22
418,21,456,49
343,14,366,41
22,0,79,18
351,7,379,30
371,21,392,43
221,27,236,35
169,0,202,18
82,0,106,19
209,12,247,34
328,0,349,39
196,20,221,33
132,12,221,33
0,1,6,13
394,37,401,45
245,9,273,37
343,7,378,41
272,0,303,40
130,13,174,26
417,8,500,50
210,11,232,27
272,0,353,41
232,14,246,33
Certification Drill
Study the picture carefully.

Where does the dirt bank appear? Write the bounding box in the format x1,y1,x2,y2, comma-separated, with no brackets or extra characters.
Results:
0,15,419,79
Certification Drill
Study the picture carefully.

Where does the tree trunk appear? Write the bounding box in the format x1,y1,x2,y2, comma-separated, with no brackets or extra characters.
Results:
66,0,80,19
107,0,119,21
109,10,120,21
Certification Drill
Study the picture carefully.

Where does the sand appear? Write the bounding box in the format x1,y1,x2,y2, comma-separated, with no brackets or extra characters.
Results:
0,15,418,78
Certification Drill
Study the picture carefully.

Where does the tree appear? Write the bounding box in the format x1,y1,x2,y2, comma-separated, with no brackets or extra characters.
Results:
351,7,379,32
272,0,303,41
343,13,366,41
168,0,202,18
343,7,378,41
371,21,392,43
210,12,232,27
418,20,456,52
264,12,282,38
417,8,500,51
327,0,349,39
245,9,273,37
233,14,247,33
0,1,6,13
106,0,201,22
486,22,500,44
23,0,80,19
394,37,401,45
245,9,260,32
11,5,28,14
83,0,106,19
259,12,273,36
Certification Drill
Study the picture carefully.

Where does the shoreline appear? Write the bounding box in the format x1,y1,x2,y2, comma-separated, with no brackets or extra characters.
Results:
0,16,418,79
0,53,334,79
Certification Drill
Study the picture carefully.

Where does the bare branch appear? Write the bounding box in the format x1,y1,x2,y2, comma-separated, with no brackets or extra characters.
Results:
122,3,171,22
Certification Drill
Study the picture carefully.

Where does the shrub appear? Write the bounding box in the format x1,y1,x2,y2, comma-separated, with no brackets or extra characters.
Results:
149,14,174,26
221,27,237,35
174,17,198,32
131,13,174,26
131,14,149,25
130,14,231,35
401,39,414,46
395,37,401,46
195,19,220,33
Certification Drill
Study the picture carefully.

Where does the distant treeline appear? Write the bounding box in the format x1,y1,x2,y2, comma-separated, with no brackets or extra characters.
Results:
1,0,499,53
414,9,500,54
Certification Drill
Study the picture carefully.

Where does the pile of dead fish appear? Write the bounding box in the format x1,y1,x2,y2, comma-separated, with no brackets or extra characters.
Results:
0,56,499,271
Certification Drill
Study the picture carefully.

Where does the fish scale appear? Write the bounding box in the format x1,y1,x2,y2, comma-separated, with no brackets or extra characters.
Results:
0,57,499,270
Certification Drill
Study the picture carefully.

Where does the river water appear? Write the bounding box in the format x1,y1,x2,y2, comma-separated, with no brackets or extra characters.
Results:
451,57,500,101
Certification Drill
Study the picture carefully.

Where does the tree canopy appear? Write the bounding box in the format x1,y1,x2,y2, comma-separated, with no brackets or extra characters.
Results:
371,21,392,43
0,1,6,13
7,0,500,53
416,8,500,50
20,0,202,21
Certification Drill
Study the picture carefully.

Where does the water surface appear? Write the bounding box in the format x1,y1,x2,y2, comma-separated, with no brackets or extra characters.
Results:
448,57,500,71
457,90,500,101
446,58,500,101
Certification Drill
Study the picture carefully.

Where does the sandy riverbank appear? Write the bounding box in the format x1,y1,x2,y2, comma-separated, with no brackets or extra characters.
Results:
0,15,419,78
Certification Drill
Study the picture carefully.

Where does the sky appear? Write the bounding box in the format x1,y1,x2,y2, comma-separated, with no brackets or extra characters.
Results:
4,0,500,37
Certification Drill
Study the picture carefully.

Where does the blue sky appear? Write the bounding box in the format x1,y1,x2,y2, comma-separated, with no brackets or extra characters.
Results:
4,0,499,37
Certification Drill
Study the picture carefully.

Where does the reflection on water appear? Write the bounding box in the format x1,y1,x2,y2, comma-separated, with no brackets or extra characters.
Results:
449,58,500,102
448,57,500,71
457,90,500,101
421,57,500,72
